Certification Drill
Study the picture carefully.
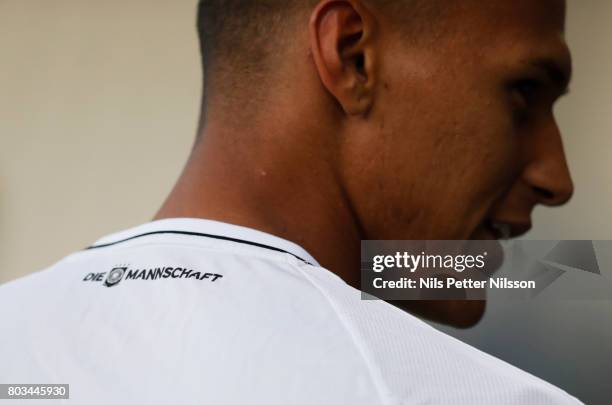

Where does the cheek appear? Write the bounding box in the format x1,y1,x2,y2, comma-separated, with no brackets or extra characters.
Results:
377,96,519,236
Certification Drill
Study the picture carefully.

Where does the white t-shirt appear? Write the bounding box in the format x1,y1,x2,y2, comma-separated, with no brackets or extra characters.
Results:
0,218,581,404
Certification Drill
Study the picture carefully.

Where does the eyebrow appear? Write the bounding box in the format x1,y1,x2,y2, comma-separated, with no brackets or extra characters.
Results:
530,57,572,96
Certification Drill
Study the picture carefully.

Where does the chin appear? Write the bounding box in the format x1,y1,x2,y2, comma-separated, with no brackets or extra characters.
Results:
391,299,486,328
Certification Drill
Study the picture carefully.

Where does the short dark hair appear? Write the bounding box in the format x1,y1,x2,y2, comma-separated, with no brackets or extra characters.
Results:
195,0,446,107
197,1,308,83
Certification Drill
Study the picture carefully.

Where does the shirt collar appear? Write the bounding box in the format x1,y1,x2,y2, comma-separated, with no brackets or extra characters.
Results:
90,217,320,266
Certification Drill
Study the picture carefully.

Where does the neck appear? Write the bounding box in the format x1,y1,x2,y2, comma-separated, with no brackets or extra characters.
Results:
155,119,363,287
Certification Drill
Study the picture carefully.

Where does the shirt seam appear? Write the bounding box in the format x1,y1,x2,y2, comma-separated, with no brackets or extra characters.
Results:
289,262,395,405
63,238,308,269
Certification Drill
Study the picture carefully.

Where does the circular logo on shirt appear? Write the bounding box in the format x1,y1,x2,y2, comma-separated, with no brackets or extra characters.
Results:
104,267,126,287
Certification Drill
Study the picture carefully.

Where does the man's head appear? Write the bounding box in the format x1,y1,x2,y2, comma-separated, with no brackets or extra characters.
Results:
187,0,573,325
195,0,572,241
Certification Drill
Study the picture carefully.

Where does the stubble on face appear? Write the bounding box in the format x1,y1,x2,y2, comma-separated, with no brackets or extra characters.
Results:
341,0,570,242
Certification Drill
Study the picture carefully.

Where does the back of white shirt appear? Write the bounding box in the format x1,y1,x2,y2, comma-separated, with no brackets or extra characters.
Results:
0,219,581,404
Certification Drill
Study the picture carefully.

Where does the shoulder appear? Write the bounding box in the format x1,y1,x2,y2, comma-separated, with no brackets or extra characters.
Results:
0,247,581,405
298,262,582,405
0,249,388,404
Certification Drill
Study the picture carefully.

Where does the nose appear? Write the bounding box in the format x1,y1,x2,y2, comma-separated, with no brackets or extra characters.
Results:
522,122,574,207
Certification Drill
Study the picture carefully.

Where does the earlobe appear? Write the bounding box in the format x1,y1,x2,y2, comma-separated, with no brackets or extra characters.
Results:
309,0,377,116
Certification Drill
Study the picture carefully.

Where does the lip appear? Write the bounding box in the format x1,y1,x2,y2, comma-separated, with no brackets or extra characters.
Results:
495,220,532,239
477,219,532,240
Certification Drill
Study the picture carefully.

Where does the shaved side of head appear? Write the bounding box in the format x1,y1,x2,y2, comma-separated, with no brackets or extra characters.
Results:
195,0,448,120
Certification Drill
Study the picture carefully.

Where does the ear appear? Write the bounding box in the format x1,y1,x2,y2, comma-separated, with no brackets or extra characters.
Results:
309,0,377,116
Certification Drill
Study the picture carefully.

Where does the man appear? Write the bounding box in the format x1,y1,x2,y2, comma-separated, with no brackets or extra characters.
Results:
0,0,580,404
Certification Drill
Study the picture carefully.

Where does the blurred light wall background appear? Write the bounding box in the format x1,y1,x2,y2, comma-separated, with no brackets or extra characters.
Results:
0,0,199,282
1,1,611,404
